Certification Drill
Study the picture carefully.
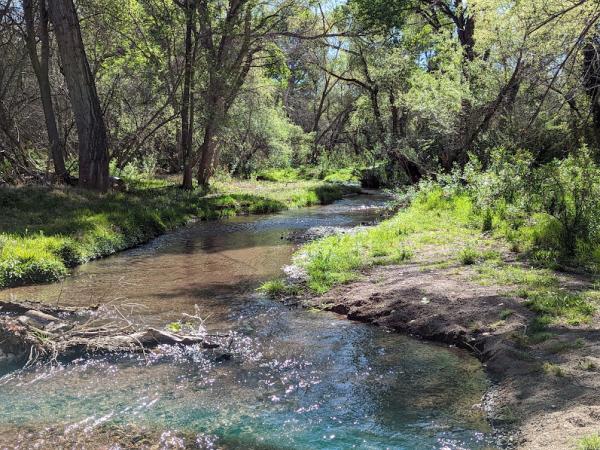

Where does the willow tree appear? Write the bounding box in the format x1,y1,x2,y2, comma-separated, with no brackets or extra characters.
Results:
48,0,109,191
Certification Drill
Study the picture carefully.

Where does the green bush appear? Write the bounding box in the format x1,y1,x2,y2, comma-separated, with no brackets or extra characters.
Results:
323,167,360,183
458,247,479,265
427,147,600,271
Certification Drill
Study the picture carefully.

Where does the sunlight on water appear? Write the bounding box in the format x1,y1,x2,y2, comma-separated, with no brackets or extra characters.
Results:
0,196,498,449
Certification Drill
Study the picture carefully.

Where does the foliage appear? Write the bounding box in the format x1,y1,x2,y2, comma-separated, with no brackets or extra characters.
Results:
418,147,600,271
458,247,479,265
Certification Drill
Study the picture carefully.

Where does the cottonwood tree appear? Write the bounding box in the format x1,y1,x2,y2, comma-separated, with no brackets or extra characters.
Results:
48,0,110,191
187,0,342,188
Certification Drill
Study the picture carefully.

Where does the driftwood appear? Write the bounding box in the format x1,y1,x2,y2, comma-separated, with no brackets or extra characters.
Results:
0,300,221,365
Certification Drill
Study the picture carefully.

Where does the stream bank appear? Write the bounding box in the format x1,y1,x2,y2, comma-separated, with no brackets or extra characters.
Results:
283,213,600,449
0,180,360,290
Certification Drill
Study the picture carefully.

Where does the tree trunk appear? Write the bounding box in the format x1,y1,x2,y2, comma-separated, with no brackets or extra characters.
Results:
23,0,68,182
180,1,195,190
47,0,109,191
196,120,218,189
583,39,600,147
196,89,225,188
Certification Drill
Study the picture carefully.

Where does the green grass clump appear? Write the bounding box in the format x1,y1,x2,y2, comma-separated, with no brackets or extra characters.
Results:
459,247,479,265
0,180,357,289
0,235,68,286
475,262,558,289
523,290,596,326
578,434,600,450
258,279,300,297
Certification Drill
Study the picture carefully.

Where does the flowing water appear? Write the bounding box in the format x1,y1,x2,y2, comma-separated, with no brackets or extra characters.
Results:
0,195,498,449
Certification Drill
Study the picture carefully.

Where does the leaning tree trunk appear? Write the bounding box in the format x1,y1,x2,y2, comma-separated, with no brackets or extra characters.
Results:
47,0,109,191
196,120,218,189
23,0,68,182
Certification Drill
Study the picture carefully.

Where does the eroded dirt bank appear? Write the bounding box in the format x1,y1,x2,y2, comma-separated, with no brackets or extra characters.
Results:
301,262,600,449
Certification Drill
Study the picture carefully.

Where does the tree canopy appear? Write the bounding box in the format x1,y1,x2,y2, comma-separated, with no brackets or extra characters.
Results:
0,0,599,189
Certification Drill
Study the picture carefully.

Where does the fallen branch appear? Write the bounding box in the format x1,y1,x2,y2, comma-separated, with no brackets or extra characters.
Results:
0,300,221,366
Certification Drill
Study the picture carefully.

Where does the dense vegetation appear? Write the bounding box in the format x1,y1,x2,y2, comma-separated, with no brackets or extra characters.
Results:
1,0,600,285
2,2,600,444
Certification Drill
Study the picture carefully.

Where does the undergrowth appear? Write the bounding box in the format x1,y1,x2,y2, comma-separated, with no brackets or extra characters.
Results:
578,434,600,450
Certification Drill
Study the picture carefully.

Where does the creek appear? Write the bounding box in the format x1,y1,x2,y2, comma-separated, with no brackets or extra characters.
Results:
0,194,497,449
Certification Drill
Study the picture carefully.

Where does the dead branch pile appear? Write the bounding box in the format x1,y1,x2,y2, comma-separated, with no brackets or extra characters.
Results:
0,300,219,365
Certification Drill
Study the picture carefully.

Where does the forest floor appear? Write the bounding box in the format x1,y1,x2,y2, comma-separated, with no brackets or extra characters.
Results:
0,178,360,289
278,200,600,450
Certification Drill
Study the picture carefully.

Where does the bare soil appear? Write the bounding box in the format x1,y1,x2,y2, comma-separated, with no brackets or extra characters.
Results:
304,262,600,449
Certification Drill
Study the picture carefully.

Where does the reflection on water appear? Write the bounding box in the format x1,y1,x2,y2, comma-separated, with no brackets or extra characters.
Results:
0,195,498,449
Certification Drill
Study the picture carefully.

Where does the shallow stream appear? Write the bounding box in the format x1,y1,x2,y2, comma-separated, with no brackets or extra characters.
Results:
0,195,497,449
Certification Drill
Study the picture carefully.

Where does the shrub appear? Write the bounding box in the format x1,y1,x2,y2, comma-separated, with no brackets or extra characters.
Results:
457,147,600,270
323,167,360,183
255,168,300,182
538,149,600,260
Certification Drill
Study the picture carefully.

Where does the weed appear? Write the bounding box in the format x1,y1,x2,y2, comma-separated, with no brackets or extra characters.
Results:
543,362,566,377
545,338,585,354
459,247,479,265
578,434,600,450
578,359,597,371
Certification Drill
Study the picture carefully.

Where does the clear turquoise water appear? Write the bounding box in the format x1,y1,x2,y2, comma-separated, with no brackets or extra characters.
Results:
0,196,498,449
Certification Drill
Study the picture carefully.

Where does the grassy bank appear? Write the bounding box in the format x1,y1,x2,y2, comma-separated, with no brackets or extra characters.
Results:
0,179,359,289
264,187,599,329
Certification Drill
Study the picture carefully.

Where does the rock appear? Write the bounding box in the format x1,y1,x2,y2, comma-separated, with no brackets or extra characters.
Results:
24,310,60,325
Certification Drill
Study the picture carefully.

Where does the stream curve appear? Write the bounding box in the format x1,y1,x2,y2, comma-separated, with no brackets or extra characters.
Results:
0,194,498,449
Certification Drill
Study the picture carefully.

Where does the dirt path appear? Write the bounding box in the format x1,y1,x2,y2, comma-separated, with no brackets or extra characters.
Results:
303,260,600,449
